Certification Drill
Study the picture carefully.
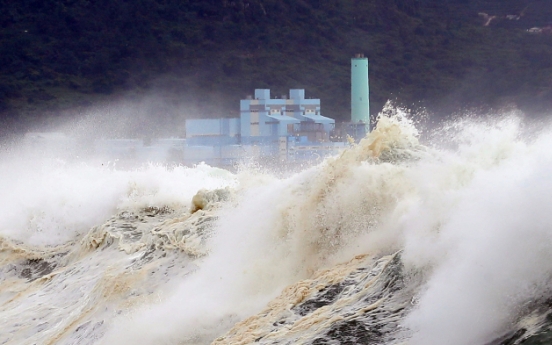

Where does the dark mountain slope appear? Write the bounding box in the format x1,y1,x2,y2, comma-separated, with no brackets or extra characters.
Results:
1,0,551,136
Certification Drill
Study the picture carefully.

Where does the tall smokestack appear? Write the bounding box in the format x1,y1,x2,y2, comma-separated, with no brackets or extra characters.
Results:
351,54,370,130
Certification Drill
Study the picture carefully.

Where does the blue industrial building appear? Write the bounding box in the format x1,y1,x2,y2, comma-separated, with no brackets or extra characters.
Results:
185,118,241,146
239,89,334,142
184,88,341,165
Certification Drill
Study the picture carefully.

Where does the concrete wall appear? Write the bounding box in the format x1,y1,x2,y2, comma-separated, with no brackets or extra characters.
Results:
186,118,240,138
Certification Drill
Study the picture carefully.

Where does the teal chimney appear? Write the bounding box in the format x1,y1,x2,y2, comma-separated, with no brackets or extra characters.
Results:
351,54,370,130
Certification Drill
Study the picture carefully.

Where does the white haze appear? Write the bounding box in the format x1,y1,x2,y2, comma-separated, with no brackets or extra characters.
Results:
2,107,552,345
0,150,235,245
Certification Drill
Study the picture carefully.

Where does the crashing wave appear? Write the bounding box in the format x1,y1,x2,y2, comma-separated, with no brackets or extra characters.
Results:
3,110,552,345
0,187,233,345
212,251,414,345
82,187,232,256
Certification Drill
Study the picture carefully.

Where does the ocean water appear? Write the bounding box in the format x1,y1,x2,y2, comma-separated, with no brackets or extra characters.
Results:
2,108,552,345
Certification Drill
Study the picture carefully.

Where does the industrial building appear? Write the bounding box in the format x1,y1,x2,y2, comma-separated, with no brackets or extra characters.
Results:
183,88,340,166
182,55,371,166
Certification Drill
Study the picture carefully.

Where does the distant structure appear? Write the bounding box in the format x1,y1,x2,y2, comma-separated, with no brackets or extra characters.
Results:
478,5,529,27
184,89,340,166
478,12,497,26
184,53,374,164
528,27,543,34
345,53,370,141
351,54,370,124
24,132,76,155
527,24,552,35
240,89,334,143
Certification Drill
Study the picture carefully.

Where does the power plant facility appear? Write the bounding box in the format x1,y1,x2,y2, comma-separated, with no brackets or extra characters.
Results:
183,88,340,166
181,55,371,166
24,56,371,167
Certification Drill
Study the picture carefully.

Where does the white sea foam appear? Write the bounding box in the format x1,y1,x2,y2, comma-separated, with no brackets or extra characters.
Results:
0,150,235,246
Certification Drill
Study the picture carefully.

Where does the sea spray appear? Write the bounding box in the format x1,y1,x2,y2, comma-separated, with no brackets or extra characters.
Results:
400,117,552,345
200,112,552,345
0,159,236,345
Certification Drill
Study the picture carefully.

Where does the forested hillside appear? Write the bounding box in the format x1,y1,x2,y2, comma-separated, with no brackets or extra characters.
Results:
1,0,552,136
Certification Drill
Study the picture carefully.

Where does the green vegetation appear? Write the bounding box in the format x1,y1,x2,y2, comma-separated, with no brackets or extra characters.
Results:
1,0,552,135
